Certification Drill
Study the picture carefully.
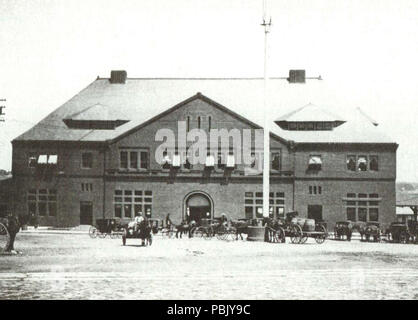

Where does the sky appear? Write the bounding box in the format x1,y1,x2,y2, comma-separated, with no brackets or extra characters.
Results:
0,0,418,181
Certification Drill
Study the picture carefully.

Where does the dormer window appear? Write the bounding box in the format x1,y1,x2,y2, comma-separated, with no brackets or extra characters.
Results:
82,152,93,169
308,155,322,171
358,156,368,171
63,103,129,130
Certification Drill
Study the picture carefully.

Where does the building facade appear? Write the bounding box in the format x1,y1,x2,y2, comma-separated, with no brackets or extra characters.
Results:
9,71,398,229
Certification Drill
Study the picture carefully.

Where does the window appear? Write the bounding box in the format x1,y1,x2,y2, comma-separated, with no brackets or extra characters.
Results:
369,155,378,171
187,116,190,132
358,208,367,222
81,152,93,169
120,151,128,169
347,207,356,221
81,183,93,192
28,153,38,168
114,189,152,218
130,152,138,169
369,208,379,221
197,116,201,129
140,151,148,169
271,152,281,171
357,155,368,171
343,193,380,222
217,148,225,169
347,155,356,171
308,155,322,171
27,189,57,217
309,185,322,195
120,150,148,170
244,192,285,219
208,116,212,131
35,154,58,166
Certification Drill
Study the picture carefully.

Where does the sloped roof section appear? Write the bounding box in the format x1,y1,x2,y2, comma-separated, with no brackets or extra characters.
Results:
13,75,397,145
65,103,128,121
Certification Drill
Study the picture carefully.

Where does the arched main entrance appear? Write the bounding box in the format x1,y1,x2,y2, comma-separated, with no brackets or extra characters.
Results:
183,191,213,224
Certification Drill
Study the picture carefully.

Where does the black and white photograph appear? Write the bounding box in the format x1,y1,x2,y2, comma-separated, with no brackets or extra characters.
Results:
0,0,417,303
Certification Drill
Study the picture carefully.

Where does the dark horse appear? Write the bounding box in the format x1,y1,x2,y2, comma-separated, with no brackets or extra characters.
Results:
230,220,250,240
175,220,196,239
138,219,152,246
1,214,28,253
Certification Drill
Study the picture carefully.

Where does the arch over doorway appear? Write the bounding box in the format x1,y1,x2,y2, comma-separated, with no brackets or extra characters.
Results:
183,191,214,223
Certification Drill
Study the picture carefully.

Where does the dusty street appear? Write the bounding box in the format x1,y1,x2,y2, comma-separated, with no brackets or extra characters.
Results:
0,232,417,300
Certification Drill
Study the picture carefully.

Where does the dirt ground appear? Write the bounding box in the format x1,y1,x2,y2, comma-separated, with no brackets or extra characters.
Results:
0,232,417,300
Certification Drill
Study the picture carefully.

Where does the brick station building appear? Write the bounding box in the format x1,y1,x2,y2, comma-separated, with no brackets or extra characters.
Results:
8,70,398,228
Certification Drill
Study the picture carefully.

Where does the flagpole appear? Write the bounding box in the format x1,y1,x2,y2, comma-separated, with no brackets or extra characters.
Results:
262,0,271,219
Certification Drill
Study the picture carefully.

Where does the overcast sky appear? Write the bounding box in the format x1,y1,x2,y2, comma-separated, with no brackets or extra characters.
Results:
0,0,418,181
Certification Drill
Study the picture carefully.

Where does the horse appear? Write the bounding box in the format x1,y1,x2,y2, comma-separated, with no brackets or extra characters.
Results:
0,214,28,253
175,220,196,239
137,219,152,246
230,220,249,240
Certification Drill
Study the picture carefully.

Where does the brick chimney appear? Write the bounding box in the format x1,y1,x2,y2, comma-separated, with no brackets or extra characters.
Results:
110,70,127,84
288,70,305,83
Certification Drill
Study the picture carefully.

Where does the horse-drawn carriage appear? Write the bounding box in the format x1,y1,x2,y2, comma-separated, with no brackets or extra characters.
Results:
122,218,153,246
360,222,381,242
267,212,327,244
334,221,354,241
89,218,124,239
387,220,417,243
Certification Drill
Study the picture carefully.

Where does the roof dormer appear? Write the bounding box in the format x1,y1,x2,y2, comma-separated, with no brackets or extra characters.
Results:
63,103,129,130
274,103,346,131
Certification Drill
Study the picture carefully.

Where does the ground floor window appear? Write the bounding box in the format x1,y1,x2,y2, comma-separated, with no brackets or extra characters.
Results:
344,193,380,222
27,189,57,217
114,189,153,218
244,192,285,219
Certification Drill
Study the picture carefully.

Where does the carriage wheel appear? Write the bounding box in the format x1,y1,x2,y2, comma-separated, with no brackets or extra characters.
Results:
290,224,302,244
88,226,98,239
315,225,327,244
0,222,10,253
192,227,204,238
98,232,106,239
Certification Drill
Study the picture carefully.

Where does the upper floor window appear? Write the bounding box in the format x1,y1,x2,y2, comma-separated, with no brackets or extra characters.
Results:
208,116,212,131
28,153,38,168
81,152,93,169
309,185,322,195
120,150,148,170
271,152,281,171
197,116,201,129
347,155,356,171
186,116,190,132
358,155,368,171
369,155,378,171
35,154,58,166
308,155,322,171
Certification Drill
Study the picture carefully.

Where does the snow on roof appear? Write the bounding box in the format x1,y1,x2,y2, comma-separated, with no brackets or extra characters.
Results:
13,76,397,144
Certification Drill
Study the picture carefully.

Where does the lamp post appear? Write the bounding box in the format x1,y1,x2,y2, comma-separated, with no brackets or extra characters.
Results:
262,0,271,219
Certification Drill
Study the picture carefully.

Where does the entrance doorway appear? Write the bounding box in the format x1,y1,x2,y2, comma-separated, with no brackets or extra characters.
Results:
185,192,212,224
80,201,93,225
308,205,323,221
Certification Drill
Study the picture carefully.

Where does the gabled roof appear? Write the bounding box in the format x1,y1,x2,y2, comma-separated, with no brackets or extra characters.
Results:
13,76,397,145
275,103,345,122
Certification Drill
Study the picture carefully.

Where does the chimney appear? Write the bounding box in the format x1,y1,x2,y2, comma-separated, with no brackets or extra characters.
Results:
110,70,127,84
288,70,305,83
